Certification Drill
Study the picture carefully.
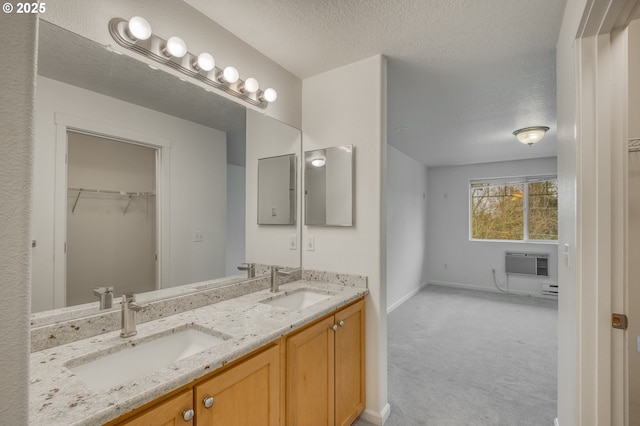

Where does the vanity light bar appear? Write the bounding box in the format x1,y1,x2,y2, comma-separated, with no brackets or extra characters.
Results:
108,17,277,109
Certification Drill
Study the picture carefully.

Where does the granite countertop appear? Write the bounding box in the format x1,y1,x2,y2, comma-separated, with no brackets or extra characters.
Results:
30,280,367,426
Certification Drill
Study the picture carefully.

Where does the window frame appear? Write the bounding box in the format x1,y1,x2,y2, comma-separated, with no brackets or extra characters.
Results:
468,174,558,243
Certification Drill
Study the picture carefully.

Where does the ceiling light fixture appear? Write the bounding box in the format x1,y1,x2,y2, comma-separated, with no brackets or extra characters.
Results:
108,16,277,108
513,126,550,146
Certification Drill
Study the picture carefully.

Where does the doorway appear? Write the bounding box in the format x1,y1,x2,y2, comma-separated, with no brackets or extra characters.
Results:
66,131,157,306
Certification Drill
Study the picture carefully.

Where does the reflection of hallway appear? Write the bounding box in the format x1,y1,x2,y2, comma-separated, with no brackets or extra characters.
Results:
357,285,557,425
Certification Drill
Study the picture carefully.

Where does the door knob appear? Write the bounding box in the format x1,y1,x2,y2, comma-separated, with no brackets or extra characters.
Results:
182,409,195,421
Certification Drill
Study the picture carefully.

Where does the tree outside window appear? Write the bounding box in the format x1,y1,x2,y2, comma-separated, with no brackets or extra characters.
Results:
470,177,557,241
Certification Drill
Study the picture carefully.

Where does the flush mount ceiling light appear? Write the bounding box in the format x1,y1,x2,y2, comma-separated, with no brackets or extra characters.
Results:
513,126,550,146
108,16,277,109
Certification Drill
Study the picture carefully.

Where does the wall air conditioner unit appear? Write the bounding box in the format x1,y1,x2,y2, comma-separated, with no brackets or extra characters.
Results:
505,252,549,277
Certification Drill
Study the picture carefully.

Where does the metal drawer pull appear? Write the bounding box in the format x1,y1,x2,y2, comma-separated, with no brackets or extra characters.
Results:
338,320,345,327
331,324,338,331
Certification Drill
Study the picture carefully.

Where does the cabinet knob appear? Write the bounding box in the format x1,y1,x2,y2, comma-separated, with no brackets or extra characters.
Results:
338,320,345,327
203,396,215,409
182,409,195,422
331,324,338,331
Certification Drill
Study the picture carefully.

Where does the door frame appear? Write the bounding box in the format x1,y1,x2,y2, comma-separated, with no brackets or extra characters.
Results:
52,112,171,308
567,1,639,424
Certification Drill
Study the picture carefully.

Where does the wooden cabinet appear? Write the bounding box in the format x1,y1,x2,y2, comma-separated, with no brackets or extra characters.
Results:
111,297,365,426
195,344,280,425
286,299,365,426
120,389,194,426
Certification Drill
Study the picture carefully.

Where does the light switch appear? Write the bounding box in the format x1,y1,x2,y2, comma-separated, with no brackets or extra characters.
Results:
306,236,315,251
289,234,297,250
193,231,204,242
637,336,640,353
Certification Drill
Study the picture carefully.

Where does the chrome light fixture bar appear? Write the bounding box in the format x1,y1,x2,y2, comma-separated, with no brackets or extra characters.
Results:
108,17,277,109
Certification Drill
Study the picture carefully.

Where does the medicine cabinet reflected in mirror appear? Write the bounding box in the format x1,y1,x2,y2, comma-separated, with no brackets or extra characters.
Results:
257,154,296,225
31,20,301,321
304,145,354,226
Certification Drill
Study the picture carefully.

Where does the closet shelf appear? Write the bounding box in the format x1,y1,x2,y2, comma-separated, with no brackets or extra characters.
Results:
69,187,156,214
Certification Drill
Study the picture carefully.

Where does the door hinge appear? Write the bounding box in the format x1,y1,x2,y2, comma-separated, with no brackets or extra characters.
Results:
612,313,628,330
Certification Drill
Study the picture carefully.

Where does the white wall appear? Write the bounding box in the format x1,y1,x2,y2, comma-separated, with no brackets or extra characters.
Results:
41,0,302,128
302,55,389,424
386,145,429,312
33,76,227,311
246,110,301,268
0,13,37,425
427,157,558,296
226,165,246,275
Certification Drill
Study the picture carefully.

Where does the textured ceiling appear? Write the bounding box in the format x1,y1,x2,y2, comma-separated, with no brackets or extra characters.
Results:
38,21,247,166
185,0,566,167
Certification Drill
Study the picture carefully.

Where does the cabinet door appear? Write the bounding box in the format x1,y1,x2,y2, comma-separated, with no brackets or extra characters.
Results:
120,389,193,426
286,315,336,426
334,299,366,426
195,345,280,426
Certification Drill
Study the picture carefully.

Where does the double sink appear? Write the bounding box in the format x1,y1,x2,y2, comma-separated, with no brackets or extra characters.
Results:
68,288,333,391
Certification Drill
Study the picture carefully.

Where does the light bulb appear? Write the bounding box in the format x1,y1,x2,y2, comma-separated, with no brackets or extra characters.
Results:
218,66,239,84
261,87,278,103
311,158,326,167
163,36,187,58
241,77,259,93
193,52,215,72
127,16,152,41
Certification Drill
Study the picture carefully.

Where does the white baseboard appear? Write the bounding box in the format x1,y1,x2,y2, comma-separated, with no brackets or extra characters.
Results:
360,403,391,425
387,282,429,314
428,280,551,298
554,418,559,426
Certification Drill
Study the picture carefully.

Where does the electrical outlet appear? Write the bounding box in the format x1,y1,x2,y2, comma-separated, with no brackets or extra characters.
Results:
306,236,315,251
289,234,297,250
193,231,204,242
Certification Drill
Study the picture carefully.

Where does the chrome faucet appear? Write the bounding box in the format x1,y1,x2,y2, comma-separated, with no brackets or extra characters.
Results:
120,294,148,338
237,262,256,278
270,266,297,293
93,286,114,310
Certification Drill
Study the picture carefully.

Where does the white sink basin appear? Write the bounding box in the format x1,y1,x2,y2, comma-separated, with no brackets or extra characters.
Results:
260,289,332,310
68,327,229,391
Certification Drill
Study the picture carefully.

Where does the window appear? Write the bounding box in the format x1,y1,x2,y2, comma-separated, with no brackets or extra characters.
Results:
470,175,558,241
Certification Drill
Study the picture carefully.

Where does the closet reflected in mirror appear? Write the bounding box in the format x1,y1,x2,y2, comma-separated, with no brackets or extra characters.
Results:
304,145,354,226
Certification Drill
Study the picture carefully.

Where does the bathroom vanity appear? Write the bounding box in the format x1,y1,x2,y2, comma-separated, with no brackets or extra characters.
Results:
30,276,367,426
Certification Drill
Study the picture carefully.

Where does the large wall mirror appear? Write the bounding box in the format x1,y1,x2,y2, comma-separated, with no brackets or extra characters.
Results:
32,21,301,319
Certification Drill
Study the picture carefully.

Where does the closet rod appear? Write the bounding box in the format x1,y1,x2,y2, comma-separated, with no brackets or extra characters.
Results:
68,187,156,196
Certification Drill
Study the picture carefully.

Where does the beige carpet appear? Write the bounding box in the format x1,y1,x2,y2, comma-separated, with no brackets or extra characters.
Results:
354,284,557,425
